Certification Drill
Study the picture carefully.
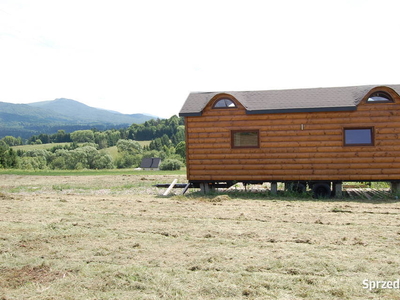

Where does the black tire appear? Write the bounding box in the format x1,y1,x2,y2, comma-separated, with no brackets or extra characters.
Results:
312,182,331,198
287,182,307,194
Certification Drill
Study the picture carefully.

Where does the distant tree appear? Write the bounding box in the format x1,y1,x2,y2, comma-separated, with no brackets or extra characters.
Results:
149,138,163,151
51,146,114,170
18,156,47,170
142,150,161,159
159,158,183,171
167,115,180,129
119,128,129,140
70,130,95,143
94,132,108,149
38,134,50,144
24,149,51,159
106,130,121,146
92,152,114,169
116,139,142,155
28,135,37,144
16,149,25,157
48,142,78,153
51,149,70,169
142,149,168,160
135,126,155,140
175,141,186,159
72,146,97,169
0,142,8,166
128,115,185,142
173,126,185,145
0,142,18,168
1,136,22,146
161,134,171,147
53,130,71,143
51,156,67,170
114,153,142,169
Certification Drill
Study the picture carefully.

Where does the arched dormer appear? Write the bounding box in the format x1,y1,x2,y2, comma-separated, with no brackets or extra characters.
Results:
363,86,398,104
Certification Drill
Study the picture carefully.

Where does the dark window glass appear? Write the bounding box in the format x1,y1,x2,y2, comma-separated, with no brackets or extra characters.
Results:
344,128,373,146
214,99,236,108
367,92,393,103
232,131,259,148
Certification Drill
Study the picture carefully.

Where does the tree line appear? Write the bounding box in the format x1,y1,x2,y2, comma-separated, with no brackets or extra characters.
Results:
22,116,185,147
0,116,186,170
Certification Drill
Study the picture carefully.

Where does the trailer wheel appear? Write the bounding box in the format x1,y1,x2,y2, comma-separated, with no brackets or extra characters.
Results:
312,182,331,198
287,182,307,194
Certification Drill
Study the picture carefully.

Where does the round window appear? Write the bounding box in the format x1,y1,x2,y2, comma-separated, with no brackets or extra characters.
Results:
367,92,393,102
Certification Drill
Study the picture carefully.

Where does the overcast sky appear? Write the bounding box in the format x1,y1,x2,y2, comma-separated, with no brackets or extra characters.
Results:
1,0,400,118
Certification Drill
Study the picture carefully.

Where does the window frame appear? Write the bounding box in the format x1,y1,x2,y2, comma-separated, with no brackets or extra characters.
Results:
212,98,237,109
343,127,374,147
366,91,394,103
231,130,260,149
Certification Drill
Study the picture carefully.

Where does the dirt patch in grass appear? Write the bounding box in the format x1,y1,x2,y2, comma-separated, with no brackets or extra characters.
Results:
0,264,66,289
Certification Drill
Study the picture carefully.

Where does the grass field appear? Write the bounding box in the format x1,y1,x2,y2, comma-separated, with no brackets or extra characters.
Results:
102,145,119,159
0,168,186,177
12,143,69,151
1,174,400,299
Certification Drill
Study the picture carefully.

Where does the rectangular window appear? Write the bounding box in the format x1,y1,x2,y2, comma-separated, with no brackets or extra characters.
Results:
232,130,259,148
344,128,374,146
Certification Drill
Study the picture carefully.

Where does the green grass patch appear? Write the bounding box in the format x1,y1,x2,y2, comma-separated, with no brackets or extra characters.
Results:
102,146,119,159
137,140,151,147
0,168,186,176
52,184,93,191
12,143,69,151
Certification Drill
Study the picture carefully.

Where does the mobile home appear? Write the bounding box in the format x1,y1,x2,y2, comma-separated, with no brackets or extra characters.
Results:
179,85,400,196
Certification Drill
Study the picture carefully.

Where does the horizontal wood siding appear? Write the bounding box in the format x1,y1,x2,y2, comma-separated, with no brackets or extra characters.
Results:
185,88,400,182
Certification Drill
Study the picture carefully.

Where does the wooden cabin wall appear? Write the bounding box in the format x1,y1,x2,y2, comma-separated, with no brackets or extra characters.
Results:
185,87,400,182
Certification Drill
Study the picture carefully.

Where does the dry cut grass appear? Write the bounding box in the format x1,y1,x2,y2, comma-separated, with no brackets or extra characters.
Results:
1,174,400,299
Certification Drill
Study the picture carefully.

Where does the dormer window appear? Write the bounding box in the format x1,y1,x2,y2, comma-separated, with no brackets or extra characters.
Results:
367,91,393,103
213,98,237,108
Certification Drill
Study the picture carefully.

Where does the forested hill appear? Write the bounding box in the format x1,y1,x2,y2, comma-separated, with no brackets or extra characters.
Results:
28,98,153,124
0,99,155,139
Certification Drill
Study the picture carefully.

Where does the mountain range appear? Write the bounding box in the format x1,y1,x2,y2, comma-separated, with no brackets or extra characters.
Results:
0,98,156,139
